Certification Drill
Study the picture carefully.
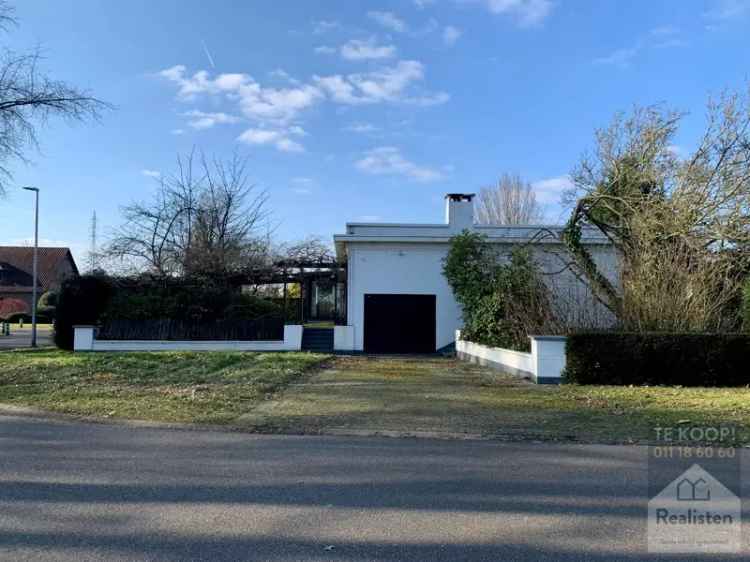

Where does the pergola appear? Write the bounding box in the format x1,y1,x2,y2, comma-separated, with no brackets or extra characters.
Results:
228,259,346,324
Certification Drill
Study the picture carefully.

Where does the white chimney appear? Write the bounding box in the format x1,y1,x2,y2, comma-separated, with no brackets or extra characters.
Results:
445,193,475,231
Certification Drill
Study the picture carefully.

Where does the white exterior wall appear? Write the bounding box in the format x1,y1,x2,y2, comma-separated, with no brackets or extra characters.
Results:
73,325,303,352
346,242,461,351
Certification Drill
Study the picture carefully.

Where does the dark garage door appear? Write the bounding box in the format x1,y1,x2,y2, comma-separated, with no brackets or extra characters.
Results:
364,294,436,354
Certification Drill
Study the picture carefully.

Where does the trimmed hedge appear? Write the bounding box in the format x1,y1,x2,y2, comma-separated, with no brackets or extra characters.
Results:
53,274,283,350
54,274,114,350
565,333,750,387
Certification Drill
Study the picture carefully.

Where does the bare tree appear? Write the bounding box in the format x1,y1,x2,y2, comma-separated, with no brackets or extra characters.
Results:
107,151,271,277
474,173,543,225
562,87,750,331
0,2,109,196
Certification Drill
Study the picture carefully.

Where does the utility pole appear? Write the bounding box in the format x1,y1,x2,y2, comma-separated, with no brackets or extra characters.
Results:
22,186,39,348
89,210,98,272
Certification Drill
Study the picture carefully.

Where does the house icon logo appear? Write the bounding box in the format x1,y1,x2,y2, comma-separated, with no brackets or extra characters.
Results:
648,464,740,554
676,477,710,501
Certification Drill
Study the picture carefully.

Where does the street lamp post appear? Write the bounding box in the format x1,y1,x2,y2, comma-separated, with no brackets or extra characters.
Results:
22,186,39,348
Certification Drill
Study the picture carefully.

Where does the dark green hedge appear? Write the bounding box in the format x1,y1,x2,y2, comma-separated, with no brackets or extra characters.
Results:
54,274,282,350
565,333,750,386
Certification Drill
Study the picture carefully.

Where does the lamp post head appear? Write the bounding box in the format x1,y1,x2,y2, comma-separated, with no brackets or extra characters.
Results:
22,186,39,192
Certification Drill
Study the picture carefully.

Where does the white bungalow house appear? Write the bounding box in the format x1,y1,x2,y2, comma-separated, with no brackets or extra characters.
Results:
333,193,618,354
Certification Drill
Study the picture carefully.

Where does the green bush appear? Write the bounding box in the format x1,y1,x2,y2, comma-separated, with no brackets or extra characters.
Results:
443,231,553,351
53,274,283,350
37,291,58,320
54,274,114,350
565,332,750,386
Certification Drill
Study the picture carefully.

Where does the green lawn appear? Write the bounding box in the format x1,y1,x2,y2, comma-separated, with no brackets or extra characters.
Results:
0,349,329,424
1,352,748,445
241,356,750,445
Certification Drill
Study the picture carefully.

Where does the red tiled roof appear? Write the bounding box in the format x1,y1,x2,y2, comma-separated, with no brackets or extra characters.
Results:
0,246,79,292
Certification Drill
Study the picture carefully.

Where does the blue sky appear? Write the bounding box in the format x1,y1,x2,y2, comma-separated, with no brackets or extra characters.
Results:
1,0,749,265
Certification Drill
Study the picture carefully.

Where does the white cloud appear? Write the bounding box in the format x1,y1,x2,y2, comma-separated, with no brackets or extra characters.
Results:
654,38,688,49
312,20,340,34
268,68,300,85
315,60,449,106
443,26,462,46
183,110,240,129
593,45,640,67
171,128,185,135
345,122,378,133
355,146,443,182
414,0,435,9
293,187,312,195
159,65,323,124
704,0,747,20
650,24,679,36
158,60,448,153
367,11,408,33
141,169,161,178
292,177,314,184
314,45,337,55
531,175,573,204
480,0,554,27
237,126,305,152
340,38,397,61
356,215,383,222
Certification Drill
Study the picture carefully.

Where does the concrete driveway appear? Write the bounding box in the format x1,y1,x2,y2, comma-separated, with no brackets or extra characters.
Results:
0,414,747,561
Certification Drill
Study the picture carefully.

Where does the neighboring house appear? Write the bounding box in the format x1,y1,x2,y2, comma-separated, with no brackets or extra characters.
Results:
333,193,618,353
0,247,79,317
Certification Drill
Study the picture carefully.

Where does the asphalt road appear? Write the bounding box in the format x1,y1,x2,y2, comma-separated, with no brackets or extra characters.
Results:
0,327,53,349
0,414,746,561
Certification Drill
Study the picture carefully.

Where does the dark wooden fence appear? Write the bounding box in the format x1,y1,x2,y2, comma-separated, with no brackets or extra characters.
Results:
98,314,285,341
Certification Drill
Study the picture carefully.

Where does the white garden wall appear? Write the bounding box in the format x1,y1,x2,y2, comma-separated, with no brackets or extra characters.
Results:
455,330,565,384
73,325,303,352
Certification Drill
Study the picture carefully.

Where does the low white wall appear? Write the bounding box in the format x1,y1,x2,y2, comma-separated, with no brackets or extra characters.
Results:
73,325,303,352
334,325,355,352
455,330,565,384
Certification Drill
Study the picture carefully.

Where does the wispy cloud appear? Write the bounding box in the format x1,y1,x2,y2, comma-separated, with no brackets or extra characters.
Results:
314,45,337,55
345,122,379,133
141,169,161,178
704,0,747,21
367,11,408,33
443,26,462,46
201,39,215,69
314,60,449,106
650,24,679,36
593,45,640,67
268,68,300,85
159,59,448,153
237,126,306,152
340,38,397,60
312,20,341,34
158,65,322,123
531,175,572,204
183,110,240,129
414,0,435,9
474,0,554,27
355,146,443,182
170,128,185,135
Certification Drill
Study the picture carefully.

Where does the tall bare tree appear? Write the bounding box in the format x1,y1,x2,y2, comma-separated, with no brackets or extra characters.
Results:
474,173,543,225
107,151,271,277
562,87,750,331
0,2,108,196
